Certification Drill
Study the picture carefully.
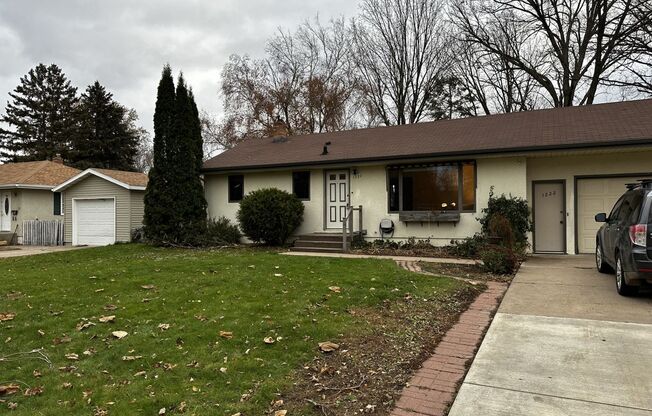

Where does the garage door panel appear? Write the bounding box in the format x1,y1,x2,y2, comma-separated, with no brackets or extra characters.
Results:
75,199,115,246
577,176,650,254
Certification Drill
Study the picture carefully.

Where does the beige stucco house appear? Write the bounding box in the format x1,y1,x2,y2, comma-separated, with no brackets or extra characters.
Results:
202,99,652,255
52,168,148,245
0,160,80,244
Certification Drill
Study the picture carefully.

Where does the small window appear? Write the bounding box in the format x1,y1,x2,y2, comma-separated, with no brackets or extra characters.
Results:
53,192,63,215
292,171,310,200
228,175,244,202
388,170,399,212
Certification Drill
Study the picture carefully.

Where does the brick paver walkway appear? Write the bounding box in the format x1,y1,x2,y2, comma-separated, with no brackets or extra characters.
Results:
392,261,508,416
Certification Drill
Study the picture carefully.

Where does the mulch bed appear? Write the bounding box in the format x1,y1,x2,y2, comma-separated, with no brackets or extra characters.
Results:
350,246,473,260
418,262,515,283
279,283,485,415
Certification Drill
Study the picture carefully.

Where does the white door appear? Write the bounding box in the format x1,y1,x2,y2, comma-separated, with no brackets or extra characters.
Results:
533,182,565,253
74,199,115,246
576,176,650,254
0,192,11,232
325,170,349,229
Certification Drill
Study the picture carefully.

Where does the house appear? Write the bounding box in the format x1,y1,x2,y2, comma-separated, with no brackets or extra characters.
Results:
52,168,148,246
0,160,80,244
202,99,652,255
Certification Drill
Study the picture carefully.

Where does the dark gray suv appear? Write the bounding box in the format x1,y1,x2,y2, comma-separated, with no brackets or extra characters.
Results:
595,180,652,296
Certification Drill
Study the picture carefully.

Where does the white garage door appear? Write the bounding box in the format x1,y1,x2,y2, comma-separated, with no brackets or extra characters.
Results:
74,199,115,246
577,176,650,254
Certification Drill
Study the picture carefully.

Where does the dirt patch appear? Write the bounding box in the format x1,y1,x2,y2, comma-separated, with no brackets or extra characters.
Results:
351,246,472,260
419,262,515,283
280,283,484,415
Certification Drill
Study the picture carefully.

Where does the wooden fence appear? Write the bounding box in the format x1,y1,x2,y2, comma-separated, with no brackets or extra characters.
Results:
22,220,65,246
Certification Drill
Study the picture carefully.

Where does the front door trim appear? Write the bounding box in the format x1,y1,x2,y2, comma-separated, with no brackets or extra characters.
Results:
532,179,567,254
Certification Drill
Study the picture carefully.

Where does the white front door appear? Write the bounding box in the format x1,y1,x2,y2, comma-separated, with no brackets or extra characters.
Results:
533,181,565,253
0,192,11,232
325,170,349,229
74,198,115,246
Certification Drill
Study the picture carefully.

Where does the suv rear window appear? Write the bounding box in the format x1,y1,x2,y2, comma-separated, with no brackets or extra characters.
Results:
618,191,644,223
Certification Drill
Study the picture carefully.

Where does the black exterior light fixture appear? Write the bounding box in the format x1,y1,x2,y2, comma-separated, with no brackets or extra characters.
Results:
321,141,332,155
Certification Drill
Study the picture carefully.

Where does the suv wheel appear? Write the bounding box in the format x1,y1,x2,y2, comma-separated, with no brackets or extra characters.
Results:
615,254,637,296
596,242,612,273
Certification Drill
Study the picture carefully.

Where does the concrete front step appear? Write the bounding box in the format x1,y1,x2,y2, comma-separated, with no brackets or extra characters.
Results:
288,246,343,253
0,232,15,244
294,240,343,249
296,233,350,243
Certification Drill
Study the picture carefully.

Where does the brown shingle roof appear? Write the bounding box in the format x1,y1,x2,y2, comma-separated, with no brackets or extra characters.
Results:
93,169,148,187
203,99,652,171
0,161,80,187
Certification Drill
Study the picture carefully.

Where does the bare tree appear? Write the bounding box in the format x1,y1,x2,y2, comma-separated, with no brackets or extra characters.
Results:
351,0,451,125
453,0,649,107
614,2,652,94
214,16,361,149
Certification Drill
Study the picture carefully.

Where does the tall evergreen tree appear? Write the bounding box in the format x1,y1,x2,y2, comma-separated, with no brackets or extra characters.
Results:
144,65,176,242
71,81,140,170
0,63,78,161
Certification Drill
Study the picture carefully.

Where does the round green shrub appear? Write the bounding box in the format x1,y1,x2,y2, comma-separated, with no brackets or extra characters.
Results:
237,188,304,245
479,187,532,245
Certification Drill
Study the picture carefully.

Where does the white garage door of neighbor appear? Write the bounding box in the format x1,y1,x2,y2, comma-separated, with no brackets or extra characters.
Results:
74,199,115,246
577,176,650,254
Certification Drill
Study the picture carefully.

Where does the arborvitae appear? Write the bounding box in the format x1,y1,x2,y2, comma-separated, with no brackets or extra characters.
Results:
71,81,139,170
144,65,176,243
0,63,78,161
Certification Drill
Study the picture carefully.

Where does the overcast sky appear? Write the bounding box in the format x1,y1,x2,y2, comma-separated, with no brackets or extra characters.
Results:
0,0,360,134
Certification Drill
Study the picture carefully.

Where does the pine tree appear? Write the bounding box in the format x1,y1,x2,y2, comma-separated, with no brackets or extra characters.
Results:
71,81,140,170
144,65,176,242
0,63,78,161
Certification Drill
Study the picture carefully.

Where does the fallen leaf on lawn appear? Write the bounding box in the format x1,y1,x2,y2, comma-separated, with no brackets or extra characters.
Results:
7,402,17,410
62,382,73,389
219,331,233,339
5,337,11,343
274,273,283,277
272,399,284,408
318,341,340,353
194,314,207,321
104,304,118,311
32,370,41,378
53,335,72,345
76,321,96,331
99,315,115,323
186,361,199,368
219,367,227,373
328,286,341,293
263,337,275,344
0,312,15,321
23,386,43,396
112,331,128,339
65,353,79,361
159,407,166,415
49,310,63,316
178,401,187,412
134,371,146,377
0,384,20,396
95,289,105,293
274,411,287,416
83,349,95,356
158,323,170,331
82,390,93,399
37,329,45,336
121,355,142,361
58,365,77,373
141,284,156,290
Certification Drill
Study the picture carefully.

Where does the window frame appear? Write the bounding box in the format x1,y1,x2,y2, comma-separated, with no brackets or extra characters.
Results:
228,174,244,203
292,171,311,201
386,161,477,214
53,192,63,216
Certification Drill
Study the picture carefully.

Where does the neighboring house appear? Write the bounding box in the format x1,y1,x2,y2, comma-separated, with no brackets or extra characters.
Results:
0,160,80,244
53,168,148,246
202,99,652,255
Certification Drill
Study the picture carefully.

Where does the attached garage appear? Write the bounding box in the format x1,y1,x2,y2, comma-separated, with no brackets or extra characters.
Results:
576,175,652,254
53,169,148,246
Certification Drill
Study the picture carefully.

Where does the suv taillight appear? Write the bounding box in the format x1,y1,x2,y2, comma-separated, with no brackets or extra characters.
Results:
629,224,647,247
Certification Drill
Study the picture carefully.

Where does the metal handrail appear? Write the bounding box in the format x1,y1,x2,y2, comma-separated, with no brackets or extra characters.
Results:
342,204,363,252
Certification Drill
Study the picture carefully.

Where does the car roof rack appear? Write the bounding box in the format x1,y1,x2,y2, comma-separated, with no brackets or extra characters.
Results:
625,179,652,190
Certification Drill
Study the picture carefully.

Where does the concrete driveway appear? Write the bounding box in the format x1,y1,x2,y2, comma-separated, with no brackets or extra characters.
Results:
0,245,83,259
448,255,652,416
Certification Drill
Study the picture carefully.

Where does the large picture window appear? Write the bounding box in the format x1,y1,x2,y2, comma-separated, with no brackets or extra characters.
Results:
387,162,476,212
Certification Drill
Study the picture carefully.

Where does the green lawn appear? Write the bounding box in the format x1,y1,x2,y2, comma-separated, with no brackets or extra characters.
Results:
0,245,467,415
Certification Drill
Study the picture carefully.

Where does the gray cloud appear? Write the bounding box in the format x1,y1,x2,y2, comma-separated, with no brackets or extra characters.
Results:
0,0,360,133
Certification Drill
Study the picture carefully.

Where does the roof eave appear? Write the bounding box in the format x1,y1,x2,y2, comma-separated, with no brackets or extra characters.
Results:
201,139,652,173
0,184,54,190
